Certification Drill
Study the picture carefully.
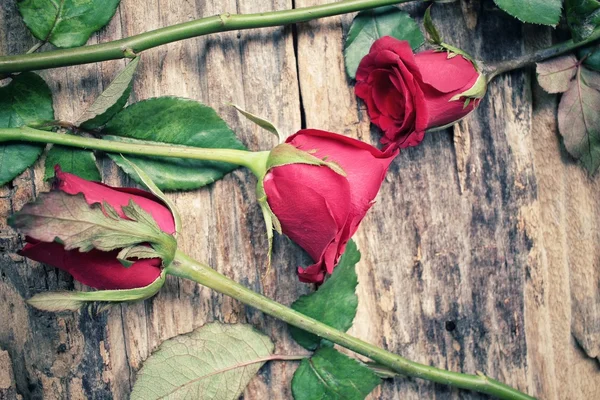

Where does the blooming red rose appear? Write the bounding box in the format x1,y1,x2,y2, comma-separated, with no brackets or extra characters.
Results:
263,129,397,283
355,36,483,150
19,168,176,290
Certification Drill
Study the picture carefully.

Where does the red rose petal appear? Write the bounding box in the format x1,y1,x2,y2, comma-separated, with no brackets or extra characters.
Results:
265,130,397,283
264,164,351,269
371,70,405,121
55,168,175,234
414,50,479,93
369,38,420,72
21,241,162,290
297,263,326,284
288,129,397,257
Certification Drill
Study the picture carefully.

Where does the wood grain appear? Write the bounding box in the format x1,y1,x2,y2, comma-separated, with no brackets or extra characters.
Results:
0,349,21,400
1,0,599,399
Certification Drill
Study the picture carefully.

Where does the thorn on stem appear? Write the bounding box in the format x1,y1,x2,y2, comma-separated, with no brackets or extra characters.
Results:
123,48,137,58
218,13,232,26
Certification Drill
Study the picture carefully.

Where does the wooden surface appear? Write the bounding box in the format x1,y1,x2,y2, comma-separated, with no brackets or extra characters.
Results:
1,0,599,399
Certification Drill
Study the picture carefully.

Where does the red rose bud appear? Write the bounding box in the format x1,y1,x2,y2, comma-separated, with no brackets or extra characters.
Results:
263,129,397,283
17,168,176,290
355,36,485,150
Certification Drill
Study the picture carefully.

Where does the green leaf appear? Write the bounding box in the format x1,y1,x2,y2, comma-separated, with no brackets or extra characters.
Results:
8,191,176,266
102,97,246,191
536,55,579,93
493,0,562,26
0,73,54,186
290,240,360,350
566,0,600,42
558,66,600,173
578,43,600,71
344,6,424,79
230,103,283,143
44,145,101,181
291,347,380,400
77,57,139,130
423,6,442,45
17,0,121,48
131,322,274,400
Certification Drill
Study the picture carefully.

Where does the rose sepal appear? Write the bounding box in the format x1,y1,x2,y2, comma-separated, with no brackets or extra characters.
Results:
120,156,182,236
424,6,479,70
229,103,283,144
27,270,167,312
255,178,281,268
438,43,479,68
423,6,442,46
265,143,346,176
449,73,487,107
117,156,180,267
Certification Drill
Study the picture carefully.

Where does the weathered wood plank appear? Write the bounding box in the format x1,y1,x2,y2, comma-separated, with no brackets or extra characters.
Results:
0,0,305,398
0,349,21,400
293,1,600,400
0,0,599,399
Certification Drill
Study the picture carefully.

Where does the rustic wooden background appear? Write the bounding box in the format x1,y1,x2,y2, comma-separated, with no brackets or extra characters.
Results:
1,0,599,399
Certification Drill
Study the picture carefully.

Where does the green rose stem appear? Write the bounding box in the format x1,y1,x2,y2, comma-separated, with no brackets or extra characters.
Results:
168,250,535,400
485,29,600,80
0,126,269,178
0,0,409,75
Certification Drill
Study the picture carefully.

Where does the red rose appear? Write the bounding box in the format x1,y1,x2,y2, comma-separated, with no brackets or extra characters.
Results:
263,129,397,283
19,168,176,290
355,36,483,150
